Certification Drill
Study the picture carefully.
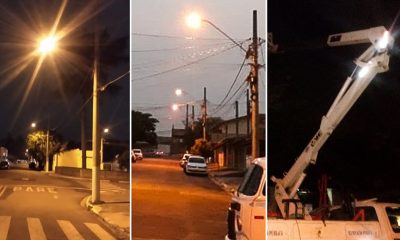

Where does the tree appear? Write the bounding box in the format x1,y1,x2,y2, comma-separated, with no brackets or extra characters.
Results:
26,131,62,170
183,117,224,150
132,110,159,145
190,138,213,159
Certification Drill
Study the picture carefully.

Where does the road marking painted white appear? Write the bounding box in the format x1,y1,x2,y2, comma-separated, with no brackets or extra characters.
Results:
0,216,11,240
27,217,47,240
57,220,84,240
0,186,6,198
12,186,57,194
85,223,116,240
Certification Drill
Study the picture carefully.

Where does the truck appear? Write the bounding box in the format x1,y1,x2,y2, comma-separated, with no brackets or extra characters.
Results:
225,26,400,240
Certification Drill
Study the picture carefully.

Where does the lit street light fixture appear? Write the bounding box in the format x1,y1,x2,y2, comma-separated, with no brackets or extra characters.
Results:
172,104,180,111
175,88,183,97
100,128,109,167
185,11,260,159
38,35,57,55
185,13,247,52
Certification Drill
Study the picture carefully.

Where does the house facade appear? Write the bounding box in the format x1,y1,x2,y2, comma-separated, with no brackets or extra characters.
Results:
210,114,265,171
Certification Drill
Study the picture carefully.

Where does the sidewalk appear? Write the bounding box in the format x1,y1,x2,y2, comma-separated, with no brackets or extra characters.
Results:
84,185,130,240
207,163,245,195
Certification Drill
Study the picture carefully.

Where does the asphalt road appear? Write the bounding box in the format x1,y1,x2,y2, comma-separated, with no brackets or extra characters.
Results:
132,158,232,240
0,165,124,240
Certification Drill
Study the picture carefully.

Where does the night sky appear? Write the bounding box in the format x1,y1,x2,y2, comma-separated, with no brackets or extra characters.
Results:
0,1,129,146
268,0,400,196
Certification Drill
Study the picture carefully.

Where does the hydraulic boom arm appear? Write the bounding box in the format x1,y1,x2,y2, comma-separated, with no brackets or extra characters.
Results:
271,26,393,219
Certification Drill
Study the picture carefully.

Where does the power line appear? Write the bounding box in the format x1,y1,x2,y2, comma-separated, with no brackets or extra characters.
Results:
132,32,247,41
213,55,248,113
211,79,248,116
77,70,130,113
132,40,234,53
132,41,238,73
132,41,247,82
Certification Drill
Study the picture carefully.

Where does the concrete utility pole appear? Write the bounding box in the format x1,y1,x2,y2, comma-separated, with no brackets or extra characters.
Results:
250,10,259,159
91,0,100,204
202,87,207,140
45,129,49,172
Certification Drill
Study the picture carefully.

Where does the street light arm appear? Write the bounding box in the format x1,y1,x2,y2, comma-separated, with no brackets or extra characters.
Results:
202,19,247,52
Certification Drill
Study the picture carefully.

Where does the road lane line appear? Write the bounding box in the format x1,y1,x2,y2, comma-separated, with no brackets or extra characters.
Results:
27,217,47,240
85,223,116,240
57,220,84,240
0,216,11,240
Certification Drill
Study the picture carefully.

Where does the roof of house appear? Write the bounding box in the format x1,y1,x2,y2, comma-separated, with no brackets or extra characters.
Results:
210,113,265,130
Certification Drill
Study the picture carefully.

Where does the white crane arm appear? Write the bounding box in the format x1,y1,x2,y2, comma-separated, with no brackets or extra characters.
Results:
272,26,393,219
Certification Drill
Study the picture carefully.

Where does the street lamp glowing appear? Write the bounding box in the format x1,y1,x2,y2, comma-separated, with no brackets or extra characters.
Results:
186,13,202,29
38,35,57,54
31,122,36,128
175,89,183,96
172,104,179,111
103,128,109,134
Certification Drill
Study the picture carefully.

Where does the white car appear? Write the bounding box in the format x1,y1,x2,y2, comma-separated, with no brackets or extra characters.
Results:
132,149,143,160
179,153,192,168
185,155,207,175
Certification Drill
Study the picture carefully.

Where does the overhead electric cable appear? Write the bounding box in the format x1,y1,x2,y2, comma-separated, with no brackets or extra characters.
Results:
132,41,247,82
213,55,247,112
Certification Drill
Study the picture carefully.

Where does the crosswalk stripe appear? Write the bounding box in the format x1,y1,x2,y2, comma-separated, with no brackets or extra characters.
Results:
85,222,116,240
27,217,47,240
0,216,10,240
0,185,6,198
57,220,84,240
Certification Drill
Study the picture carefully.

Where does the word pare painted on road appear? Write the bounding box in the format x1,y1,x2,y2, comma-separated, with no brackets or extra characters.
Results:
13,186,57,193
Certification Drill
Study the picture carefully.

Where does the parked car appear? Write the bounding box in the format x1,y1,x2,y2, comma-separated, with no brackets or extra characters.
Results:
185,155,207,175
179,153,192,168
154,150,164,157
132,149,143,160
0,158,10,169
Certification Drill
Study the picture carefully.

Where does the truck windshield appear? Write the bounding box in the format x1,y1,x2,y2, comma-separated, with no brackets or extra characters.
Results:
238,164,263,196
386,207,400,233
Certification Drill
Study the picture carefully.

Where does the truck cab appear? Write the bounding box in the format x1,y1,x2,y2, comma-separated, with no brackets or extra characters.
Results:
226,157,266,240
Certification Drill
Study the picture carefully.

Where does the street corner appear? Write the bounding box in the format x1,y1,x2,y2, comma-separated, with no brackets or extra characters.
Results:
82,195,102,214
82,195,130,239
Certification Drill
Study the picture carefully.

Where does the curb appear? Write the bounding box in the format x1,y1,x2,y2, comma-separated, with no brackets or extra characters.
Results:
83,196,130,240
208,174,235,196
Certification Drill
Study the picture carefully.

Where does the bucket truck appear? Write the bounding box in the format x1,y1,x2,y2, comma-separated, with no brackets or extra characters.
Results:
225,26,400,240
